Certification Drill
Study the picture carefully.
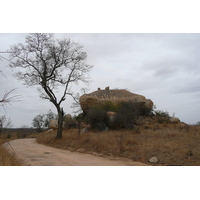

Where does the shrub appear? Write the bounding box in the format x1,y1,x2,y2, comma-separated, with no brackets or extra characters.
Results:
64,117,77,129
116,101,152,129
86,106,109,131
153,110,170,123
155,110,169,117
102,101,119,112
85,101,153,130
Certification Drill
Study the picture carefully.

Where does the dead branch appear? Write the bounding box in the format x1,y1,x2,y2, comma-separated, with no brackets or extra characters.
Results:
0,88,21,109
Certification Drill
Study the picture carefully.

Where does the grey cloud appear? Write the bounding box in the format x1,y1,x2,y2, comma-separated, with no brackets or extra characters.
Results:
172,83,200,94
2,33,200,126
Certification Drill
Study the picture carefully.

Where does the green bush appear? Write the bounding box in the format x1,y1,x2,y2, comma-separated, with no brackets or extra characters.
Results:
101,101,119,112
85,101,153,130
86,106,109,131
116,101,153,129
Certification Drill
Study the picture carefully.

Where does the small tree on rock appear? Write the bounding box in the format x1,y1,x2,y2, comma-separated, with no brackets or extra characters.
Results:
8,33,93,138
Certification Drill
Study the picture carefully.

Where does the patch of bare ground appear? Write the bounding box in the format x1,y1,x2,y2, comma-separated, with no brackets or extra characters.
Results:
37,123,200,166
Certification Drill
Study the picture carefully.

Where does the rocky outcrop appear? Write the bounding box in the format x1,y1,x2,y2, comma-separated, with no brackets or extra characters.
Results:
80,87,153,113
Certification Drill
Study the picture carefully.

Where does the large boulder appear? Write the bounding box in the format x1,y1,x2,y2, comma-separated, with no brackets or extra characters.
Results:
80,87,153,113
49,119,66,129
169,117,180,123
64,114,72,120
64,114,78,129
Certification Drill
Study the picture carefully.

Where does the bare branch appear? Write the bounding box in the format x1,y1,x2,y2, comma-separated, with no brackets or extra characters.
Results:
0,70,7,78
8,33,93,138
0,88,21,110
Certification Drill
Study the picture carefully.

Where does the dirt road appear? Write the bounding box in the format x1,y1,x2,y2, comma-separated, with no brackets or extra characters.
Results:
3,138,148,166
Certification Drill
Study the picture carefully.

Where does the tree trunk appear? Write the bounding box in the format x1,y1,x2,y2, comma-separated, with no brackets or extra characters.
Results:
56,107,64,139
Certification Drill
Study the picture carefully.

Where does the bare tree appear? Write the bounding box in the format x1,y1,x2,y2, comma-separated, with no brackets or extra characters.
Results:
32,110,57,132
8,33,93,138
0,115,13,134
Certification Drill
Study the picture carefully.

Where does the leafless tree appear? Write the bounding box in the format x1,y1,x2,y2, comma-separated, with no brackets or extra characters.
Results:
8,33,93,138
0,115,13,134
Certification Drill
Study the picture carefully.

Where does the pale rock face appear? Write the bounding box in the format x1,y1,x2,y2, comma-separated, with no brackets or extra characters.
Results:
49,119,58,129
49,119,65,129
79,88,153,113
64,114,72,120
169,117,180,123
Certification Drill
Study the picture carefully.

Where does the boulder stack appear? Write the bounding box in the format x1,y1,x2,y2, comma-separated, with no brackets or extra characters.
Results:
79,87,153,113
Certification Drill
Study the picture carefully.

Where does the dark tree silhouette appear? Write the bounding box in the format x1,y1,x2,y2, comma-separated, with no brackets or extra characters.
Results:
8,33,93,138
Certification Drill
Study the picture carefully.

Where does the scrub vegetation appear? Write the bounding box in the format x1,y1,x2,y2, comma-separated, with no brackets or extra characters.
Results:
36,122,200,166
0,137,21,166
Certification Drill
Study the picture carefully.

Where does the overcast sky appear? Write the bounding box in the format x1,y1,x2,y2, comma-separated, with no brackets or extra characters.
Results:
1,33,200,127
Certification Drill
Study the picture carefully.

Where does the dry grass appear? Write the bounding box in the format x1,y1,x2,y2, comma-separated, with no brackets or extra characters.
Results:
0,134,22,166
0,130,41,166
37,123,200,166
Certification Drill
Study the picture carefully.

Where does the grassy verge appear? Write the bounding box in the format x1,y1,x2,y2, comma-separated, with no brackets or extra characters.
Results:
0,130,45,166
0,136,21,166
37,123,200,166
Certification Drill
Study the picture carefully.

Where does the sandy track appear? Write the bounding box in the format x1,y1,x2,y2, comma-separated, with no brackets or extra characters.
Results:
3,138,148,166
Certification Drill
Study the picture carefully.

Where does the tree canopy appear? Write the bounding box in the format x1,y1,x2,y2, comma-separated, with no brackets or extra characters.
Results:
9,33,93,138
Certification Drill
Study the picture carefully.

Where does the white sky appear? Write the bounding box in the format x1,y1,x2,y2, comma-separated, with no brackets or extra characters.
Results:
1,0,200,128
1,33,200,127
